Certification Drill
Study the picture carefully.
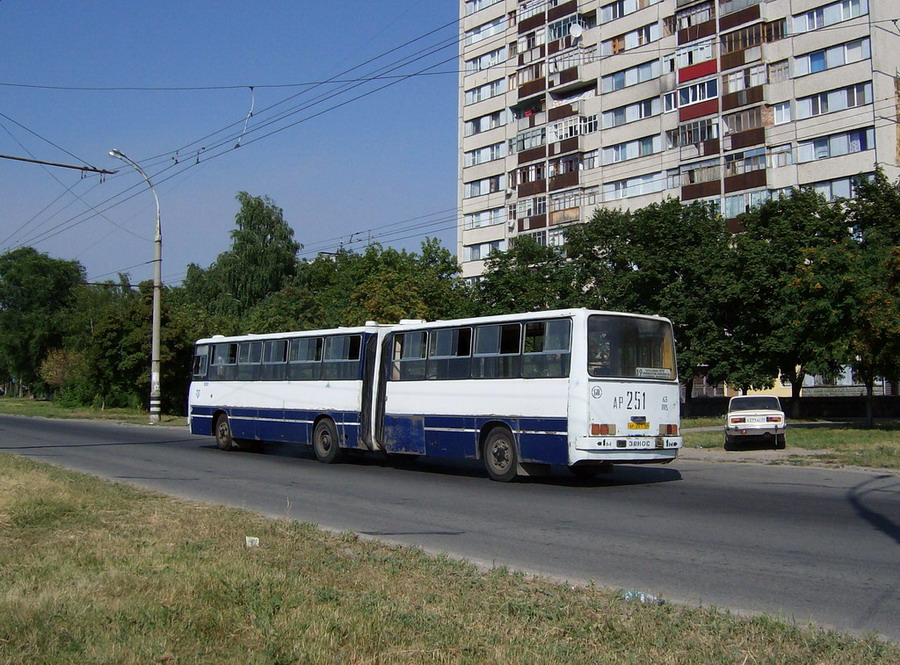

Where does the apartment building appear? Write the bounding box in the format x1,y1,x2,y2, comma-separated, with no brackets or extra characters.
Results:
458,0,899,278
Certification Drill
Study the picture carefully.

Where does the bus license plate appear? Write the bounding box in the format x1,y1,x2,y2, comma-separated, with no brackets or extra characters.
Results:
627,422,650,430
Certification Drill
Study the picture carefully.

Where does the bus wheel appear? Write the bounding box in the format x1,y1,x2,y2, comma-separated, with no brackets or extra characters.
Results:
484,427,518,482
214,414,235,451
313,418,343,463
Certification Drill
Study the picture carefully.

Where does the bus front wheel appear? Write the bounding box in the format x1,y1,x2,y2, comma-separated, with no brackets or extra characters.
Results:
215,414,235,451
484,427,518,482
313,418,343,463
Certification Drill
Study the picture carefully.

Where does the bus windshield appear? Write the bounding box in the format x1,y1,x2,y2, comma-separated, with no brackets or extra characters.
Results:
587,314,675,380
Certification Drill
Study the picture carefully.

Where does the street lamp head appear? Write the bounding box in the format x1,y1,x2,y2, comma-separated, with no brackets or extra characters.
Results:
109,149,124,159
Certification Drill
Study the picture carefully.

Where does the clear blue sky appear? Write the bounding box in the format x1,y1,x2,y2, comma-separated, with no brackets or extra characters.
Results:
0,1,460,285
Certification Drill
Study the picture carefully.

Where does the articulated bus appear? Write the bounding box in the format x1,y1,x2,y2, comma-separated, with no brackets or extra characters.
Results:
187,308,682,481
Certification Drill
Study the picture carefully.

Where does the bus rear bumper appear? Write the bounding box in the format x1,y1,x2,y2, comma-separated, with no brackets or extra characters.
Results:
571,436,682,464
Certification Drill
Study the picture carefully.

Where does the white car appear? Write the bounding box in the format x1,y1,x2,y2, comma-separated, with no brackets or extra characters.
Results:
724,396,786,450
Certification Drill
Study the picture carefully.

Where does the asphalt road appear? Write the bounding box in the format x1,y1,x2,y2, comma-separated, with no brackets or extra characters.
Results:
1,413,897,641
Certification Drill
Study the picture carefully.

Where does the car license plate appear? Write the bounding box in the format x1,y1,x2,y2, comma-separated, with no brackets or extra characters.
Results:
626,438,658,448
627,422,650,430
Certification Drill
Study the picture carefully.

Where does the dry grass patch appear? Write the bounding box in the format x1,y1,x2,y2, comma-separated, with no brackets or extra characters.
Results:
1,452,898,664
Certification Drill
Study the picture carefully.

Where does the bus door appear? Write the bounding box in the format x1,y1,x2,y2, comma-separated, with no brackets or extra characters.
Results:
359,333,378,450
376,331,426,455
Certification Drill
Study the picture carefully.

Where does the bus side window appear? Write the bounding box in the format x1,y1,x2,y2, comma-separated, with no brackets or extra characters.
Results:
473,323,521,378
427,327,471,379
192,344,210,380
392,331,427,381
322,335,361,380
238,342,262,380
261,339,288,381
288,337,322,380
523,319,571,378
211,343,238,380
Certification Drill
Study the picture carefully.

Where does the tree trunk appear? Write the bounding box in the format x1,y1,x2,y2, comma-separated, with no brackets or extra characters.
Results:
864,377,875,428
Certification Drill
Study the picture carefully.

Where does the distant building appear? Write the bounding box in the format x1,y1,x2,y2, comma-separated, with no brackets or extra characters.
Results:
458,0,900,278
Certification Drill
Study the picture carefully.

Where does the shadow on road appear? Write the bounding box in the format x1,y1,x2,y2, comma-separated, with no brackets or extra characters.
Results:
847,475,900,546
216,441,683,488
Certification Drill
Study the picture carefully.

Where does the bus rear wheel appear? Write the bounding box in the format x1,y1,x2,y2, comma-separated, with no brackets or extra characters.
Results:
313,418,343,463
215,414,235,451
484,427,518,482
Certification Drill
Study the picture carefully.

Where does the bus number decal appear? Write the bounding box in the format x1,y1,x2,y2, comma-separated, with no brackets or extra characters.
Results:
613,391,646,410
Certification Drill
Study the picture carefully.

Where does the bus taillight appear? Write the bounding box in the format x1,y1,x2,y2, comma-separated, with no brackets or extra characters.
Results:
659,424,678,435
591,423,616,436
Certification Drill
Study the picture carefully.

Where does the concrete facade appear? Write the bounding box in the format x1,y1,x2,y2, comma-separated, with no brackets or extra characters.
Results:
458,0,899,278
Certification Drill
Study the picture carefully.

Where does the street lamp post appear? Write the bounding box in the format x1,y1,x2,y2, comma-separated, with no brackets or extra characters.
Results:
109,149,162,424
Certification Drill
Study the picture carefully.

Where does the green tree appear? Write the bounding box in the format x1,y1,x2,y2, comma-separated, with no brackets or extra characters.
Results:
0,247,84,393
183,192,301,317
476,235,573,315
565,199,738,409
245,239,469,332
733,188,848,405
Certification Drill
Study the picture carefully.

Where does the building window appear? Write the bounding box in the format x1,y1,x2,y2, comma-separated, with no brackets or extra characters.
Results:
600,0,663,23
719,0,761,17
512,127,546,154
601,22,661,55
722,64,766,95
465,79,506,105
464,239,507,262
603,134,663,164
516,196,547,218
465,47,506,74
667,118,719,147
602,97,661,128
724,189,770,217
797,127,874,162
465,0,504,15
464,173,507,198
772,101,791,125
601,59,661,92
678,78,718,108
793,0,868,34
794,38,870,77
767,60,790,84
796,82,872,119
675,1,713,31
466,16,507,46
465,208,506,230
465,109,510,136
681,158,720,186
603,172,666,200
675,39,715,69
465,141,506,167
724,148,766,177
511,162,546,186
769,144,793,167
722,106,762,134
720,20,786,55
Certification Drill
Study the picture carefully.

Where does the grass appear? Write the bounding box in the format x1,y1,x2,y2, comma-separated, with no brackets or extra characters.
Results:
1,453,897,664
0,396,184,426
682,417,900,470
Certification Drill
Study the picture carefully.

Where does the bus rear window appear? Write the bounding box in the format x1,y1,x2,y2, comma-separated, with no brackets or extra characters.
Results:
587,315,675,380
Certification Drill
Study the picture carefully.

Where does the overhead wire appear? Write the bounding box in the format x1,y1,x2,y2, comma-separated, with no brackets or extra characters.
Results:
14,10,896,276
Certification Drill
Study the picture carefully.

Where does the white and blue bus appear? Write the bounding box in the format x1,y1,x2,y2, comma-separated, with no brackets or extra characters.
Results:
188,309,682,481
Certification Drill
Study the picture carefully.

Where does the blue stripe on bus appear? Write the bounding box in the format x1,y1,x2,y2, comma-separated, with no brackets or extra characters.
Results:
190,405,361,446
191,406,568,466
